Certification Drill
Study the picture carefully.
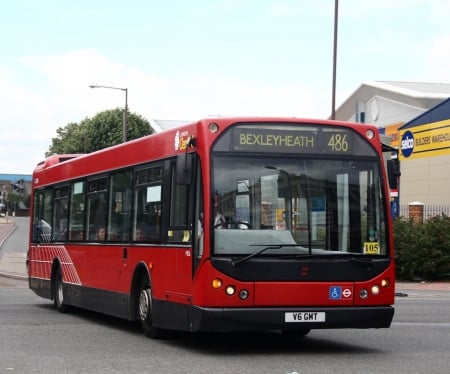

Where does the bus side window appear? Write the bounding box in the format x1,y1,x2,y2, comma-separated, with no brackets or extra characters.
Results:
133,166,162,242
134,201,161,241
38,189,53,243
31,188,53,243
69,181,86,241
32,191,44,243
168,182,191,243
88,198,107,240
52,186,69,241
86,178,107,241
109,171,132,241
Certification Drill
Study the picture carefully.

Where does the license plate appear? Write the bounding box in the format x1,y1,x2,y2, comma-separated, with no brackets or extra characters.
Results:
285,312,326,323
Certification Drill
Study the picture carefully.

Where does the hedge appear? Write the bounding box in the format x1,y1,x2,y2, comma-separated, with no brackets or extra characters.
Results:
394,214,450,280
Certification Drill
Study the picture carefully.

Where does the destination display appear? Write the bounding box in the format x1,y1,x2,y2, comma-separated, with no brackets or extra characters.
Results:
213,124,377,156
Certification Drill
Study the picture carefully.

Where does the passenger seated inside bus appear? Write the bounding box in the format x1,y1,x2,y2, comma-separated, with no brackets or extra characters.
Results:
135,228,146,241
135,225,151,241
135,221,160,242
108,227,120,241
95,226,106,241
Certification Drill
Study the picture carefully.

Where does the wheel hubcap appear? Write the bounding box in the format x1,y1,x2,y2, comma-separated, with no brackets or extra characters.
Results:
139,289,150,321
57,281,63,305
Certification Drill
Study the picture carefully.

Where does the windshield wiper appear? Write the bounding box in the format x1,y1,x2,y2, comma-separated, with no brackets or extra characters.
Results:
286,253,376,270
232,250,377,267
346,255,376,270
231,244,298,266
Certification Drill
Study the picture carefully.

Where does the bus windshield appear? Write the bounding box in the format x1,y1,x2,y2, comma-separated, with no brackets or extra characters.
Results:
212,155,387,257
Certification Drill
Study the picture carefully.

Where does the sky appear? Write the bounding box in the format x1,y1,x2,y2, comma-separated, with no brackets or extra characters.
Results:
1,0,450,174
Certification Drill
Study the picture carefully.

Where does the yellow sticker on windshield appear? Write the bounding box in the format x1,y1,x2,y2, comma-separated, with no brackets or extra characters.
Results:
363,242,380,254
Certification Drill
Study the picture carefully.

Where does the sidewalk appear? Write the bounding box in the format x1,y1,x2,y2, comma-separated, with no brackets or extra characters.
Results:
395,280,450,292
0,216,27,280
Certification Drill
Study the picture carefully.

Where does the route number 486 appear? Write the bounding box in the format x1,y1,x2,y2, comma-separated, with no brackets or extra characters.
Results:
328,134,348,152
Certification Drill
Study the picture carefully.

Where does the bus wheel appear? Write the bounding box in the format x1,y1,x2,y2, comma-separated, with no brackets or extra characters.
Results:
281,329,310,338
54,267,70,313
138,277,164,339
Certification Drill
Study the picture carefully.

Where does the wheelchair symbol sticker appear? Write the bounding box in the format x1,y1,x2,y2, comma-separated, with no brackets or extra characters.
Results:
329,286,342,300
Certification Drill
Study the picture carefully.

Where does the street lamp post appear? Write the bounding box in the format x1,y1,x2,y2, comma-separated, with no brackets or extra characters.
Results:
331,0,339,120
89,84,128,142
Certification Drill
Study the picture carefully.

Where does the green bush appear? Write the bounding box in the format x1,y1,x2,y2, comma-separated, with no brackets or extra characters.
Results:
394,214,450,280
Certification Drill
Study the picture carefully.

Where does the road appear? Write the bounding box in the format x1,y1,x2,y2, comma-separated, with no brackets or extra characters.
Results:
1,283,449,374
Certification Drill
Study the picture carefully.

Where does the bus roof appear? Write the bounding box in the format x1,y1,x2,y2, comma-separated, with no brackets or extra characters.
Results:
34,154,84,171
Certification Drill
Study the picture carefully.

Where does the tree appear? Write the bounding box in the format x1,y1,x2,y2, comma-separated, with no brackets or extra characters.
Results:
47,108,154,156
6,191,21,203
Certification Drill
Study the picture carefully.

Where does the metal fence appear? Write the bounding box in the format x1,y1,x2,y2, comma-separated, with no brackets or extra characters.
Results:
399,205,450,220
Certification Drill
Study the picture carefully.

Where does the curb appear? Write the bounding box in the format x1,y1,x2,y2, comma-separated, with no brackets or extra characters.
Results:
0,252,28,281
0,270,28,281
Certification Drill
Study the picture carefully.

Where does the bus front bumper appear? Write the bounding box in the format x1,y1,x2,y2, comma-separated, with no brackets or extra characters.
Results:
189,306,394,332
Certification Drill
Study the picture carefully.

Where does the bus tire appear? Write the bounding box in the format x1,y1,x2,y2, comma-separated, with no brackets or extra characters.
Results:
53,266,70,313
138,276,164,339
281,329,310,338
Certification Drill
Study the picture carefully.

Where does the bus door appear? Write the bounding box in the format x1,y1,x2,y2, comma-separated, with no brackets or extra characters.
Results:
158,154,198,301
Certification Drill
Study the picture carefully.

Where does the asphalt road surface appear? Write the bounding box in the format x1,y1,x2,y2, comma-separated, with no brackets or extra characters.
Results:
1,282,449,374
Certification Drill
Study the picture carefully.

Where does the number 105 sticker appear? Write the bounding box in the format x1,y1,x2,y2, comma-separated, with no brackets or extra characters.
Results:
363,242,380,254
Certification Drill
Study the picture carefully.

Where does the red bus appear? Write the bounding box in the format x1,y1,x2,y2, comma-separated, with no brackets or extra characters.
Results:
28,117,397,338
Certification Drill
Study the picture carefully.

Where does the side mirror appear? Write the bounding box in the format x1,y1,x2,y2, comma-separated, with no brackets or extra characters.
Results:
387,159,400,190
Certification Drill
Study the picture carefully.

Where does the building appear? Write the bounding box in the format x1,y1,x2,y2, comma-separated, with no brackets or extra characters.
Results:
335,81,450,126
0,174,32,214
398,98,450,206
334,81,450,214
334,81,450,148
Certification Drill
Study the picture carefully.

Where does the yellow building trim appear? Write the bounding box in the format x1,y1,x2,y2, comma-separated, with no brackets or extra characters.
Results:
399,119,450,160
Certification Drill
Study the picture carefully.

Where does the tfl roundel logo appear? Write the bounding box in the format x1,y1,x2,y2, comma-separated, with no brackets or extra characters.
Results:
401,131,414,158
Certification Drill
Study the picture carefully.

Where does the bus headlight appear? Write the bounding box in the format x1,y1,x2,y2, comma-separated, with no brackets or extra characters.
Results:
371,285,380,295
225,285,236,296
